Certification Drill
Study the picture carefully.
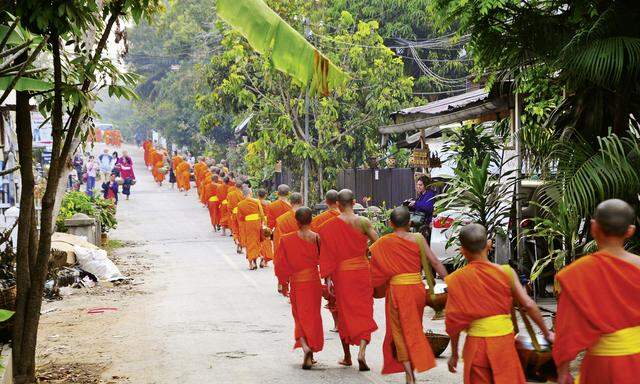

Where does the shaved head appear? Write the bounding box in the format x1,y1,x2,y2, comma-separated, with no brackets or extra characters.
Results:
390,206,411,228
460,224,488,253
235,180,243,188
295,207,313,226
290,192,303,205
337,189,354,208
277,184,290,197
223,176,229,183
594,199,635,236
325,189,338,204
257,189,267,199
212,175,219,182
242,187,251,197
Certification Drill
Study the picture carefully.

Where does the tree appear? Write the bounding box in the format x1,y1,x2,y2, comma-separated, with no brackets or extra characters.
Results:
125,0,228,153
430,0,640,142
197,5,414,201
7,1,160,382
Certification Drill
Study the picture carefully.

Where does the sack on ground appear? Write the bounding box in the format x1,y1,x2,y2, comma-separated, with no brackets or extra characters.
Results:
73,245,125,281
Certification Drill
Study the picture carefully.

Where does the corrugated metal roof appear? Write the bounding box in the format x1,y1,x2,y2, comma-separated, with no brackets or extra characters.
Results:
392,88,489,118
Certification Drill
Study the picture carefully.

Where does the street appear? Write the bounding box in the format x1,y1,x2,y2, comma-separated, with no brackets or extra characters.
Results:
37,145,458,383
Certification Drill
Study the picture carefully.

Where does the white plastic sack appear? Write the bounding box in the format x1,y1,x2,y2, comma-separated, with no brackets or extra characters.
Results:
73,246,125,281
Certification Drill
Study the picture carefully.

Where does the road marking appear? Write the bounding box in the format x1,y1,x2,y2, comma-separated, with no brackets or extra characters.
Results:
214,244,262,291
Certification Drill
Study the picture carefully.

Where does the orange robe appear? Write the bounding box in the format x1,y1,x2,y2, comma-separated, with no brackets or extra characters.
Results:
227,187,244,244
319,217,377,345
370,233,436,374
217,183,230,228
199,174,212,204
311,208,340,232
267,199,291,230
237,198,264,262
143,141,152,167
176,161,191,192
151,151,165,183
274,232,324,352
273,210,297,252
194,161,207,189
553,252,640,384
259,199,274,261
172,156,183,187
445,261,525,384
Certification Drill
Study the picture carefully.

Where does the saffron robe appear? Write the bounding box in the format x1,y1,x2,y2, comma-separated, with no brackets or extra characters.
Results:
311,208,340,232
319,217,377,345
199,174,212,204
267,199,291,229
553,252,640,384
176,161,191,191
143,141,152,167
217,183,230,228
273,210,297,252
237,198,263,262
151,152,165,183
445,261,525,384
274,232,324,352
194,161,207,188
370,233,436,374
227,187,244,244
259,199,274,261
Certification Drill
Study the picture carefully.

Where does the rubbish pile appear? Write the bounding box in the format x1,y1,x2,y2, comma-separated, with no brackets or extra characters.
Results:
46,232,125,299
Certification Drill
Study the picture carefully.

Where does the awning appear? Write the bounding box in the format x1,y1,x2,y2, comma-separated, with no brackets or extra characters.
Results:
234,114,253,135
379,88,509,135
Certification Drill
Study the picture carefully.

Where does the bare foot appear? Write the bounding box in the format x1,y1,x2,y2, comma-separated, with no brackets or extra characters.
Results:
302,351,313,370
338,358,352,367
357,355,370,371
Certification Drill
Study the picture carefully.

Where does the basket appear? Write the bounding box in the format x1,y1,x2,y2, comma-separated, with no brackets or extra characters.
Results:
425,292,447,320
425,332,450,357
513,308,558,382
0,285,16,310
0,285,16,341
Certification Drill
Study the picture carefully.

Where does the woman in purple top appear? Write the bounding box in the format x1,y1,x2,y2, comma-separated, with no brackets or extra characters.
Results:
408,175,437,243
115,150,135,200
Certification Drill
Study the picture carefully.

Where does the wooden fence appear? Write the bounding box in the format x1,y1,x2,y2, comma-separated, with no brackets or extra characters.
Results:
336,168,415,208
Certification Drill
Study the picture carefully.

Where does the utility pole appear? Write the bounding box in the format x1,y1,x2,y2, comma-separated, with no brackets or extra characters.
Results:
303,17,311,205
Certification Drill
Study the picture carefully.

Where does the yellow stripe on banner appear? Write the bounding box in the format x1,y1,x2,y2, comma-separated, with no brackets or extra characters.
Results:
467,314,514,337
589,326,640,356
232,207,238,214
209,196,219,202
245,213,260,221
390,273,422,285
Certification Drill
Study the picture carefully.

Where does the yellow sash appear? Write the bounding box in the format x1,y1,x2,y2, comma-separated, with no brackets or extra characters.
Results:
467,314,514,337
222,199,229,205
209,196,219,202
588,326,640,356
338,256,369,271
232,207,238,214
291,268,320,283
390,273,422,285
245,213,260,221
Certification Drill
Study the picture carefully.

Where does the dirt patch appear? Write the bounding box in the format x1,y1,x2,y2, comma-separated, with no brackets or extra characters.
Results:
37,362,129,383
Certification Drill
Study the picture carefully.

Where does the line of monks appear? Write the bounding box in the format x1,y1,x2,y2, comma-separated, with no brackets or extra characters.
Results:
141,143,639,384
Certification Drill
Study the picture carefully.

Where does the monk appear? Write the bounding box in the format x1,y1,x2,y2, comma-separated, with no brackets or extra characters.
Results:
267,184,292,231
274,207,324,370
553,199,640,384
172,154,184,190
311,189,340,232
217,176,230,236
143,140,152,168
273,192,303,251
151,150,165,186
227,180,245,253
446,223,553,384
257,189,274,268
176,160,191,195
194,157,207,189
370,207,447,383
237,188,265,270
318,188,378,371
311,189,341,331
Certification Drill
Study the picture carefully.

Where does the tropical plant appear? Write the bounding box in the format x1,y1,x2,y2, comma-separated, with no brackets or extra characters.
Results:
436,153,516,266
442,123,500,169
527,131,640,279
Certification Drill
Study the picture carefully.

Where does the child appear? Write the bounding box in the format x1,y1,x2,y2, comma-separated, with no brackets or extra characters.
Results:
101,173,119,205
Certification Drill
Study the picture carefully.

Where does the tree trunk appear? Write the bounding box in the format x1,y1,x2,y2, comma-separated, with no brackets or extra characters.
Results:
12,85,38,384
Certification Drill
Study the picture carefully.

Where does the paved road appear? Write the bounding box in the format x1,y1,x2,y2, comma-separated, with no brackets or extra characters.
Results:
101,145,459,383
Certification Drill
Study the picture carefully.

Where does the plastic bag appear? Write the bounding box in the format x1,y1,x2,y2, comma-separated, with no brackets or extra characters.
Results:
73,246,125,281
